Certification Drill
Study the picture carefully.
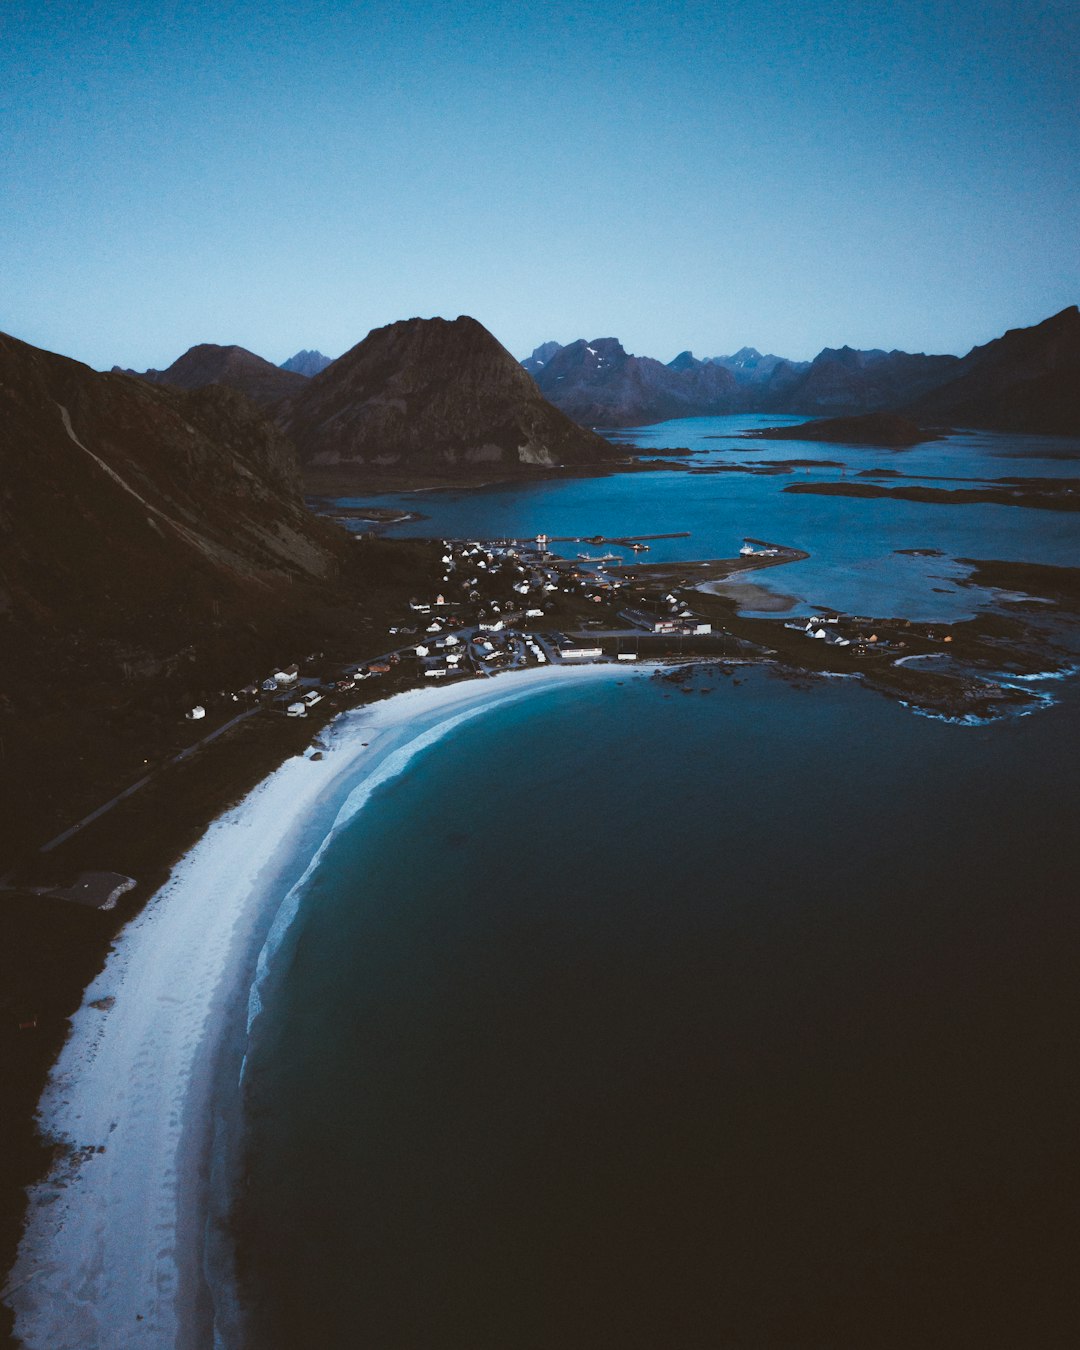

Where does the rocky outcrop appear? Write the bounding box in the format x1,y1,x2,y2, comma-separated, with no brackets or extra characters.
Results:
120,343,306,409
529,337,740,427
281,316,616,481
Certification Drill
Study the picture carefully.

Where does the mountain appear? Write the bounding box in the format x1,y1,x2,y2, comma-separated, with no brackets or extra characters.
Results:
528,337,740,427
667,351,703,372
281,316,617,484
0,331,416,849
765,346,961,416
520,310,1079,433
281,349,334,378
120,343,306,409
709,347,810,389
522,341,563,375
905,306,1080,435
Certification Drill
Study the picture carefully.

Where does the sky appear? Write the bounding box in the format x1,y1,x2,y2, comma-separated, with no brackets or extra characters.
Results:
2,0,1078,370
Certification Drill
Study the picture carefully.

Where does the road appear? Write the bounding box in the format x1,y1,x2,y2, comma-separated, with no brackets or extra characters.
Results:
39,707,262,855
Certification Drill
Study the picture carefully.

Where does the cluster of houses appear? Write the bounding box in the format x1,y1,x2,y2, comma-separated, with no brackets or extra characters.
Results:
415,632,467,679
785,616,856,648
783,616,901,656
180,531,745,728
410,537,636,630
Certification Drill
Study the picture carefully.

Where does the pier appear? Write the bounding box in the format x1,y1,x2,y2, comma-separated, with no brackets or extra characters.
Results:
547,531,692,546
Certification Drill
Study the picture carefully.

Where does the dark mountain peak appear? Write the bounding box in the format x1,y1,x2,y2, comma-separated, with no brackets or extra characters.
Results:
128,343,306,409
962,304,1080,364
522,341,563,374
812,346,889,369
543,338,630,376
908,304,1080,433
667,351,702,372
280,349,333,377
280,315,615,483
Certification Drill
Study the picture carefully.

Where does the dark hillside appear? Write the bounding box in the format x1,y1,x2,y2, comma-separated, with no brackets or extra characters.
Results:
906,306,1080,434
121,343,306,409
0,332,435,856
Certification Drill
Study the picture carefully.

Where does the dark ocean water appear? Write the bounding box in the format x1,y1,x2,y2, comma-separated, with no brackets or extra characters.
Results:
237,668,1080,1349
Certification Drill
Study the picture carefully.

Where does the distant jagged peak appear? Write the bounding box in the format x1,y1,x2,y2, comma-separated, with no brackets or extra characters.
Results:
522,341,563,373
549,337,630,369
667,350,702,372
708,347,806,386
280,349,333,377
718,346,765,366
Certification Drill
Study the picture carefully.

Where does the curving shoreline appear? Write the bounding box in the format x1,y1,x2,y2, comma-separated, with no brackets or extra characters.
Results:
4,664,628,1350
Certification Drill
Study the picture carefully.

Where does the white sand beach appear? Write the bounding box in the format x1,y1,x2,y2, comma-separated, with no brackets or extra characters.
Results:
4,664,629,1350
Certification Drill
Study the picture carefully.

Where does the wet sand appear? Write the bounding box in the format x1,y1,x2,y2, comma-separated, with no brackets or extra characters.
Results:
697,578,799,612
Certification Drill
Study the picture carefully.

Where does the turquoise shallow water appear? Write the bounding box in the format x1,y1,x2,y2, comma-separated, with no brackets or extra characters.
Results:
237,668,1080,1349
333,417,1080,619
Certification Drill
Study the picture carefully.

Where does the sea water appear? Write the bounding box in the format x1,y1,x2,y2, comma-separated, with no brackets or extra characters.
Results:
331,417,1080,620
236,669,1080,1348
237,419,1080,1347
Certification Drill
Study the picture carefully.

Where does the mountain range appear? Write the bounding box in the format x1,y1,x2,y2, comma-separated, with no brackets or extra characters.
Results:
120,318,617,488
105,308,1080,493
524,306,1080,433
524,338,739,427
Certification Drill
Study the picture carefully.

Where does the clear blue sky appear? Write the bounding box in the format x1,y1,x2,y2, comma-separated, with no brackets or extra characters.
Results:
2,0,1077,370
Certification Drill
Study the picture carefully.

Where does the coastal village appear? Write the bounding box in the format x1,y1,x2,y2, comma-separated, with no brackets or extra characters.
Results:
7,525,1022,916
180,529,896,727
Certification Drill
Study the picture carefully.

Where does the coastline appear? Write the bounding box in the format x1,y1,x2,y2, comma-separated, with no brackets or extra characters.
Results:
4,663,631,1350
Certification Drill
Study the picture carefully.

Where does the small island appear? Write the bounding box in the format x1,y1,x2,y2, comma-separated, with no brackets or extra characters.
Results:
742,412,943,447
